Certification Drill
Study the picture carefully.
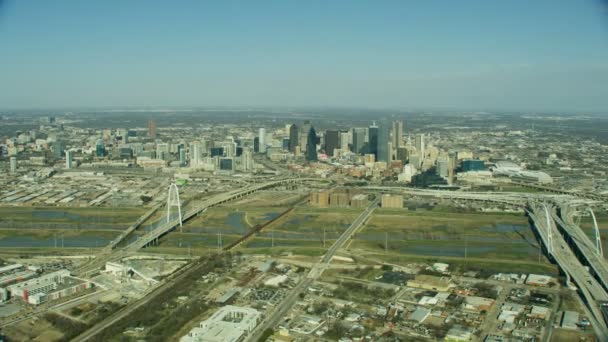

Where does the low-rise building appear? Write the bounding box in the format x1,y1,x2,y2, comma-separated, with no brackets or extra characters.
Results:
463,296,495,313
381,194,403,209
180,305,261,342
407,275,452,292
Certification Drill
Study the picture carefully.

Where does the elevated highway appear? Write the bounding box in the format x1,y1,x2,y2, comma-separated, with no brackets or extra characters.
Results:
527,202,608,339
551,203,608,293
74,177,326,276
124,177,326,251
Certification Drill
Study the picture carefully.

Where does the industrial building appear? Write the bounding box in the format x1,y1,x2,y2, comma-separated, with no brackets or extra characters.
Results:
6,269,91,305
381,194,403,209
180,305,261,342
309,190,330,207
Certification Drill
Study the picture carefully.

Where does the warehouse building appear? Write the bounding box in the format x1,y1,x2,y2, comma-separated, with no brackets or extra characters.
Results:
180,305,261,342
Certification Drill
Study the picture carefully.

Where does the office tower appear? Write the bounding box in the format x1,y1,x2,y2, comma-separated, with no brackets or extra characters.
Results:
221,141,236,157
448,155,455,185
148,119,157,139
352,128,366,155
300,120,311,153
306,126,318,161
190,142,202,167
242,148,253,172
210,147,224,157
117,128,128,143
409,153,421,168
436,158,449,178
396,147,409,163
368,123,378,159
156,143,170,160
258,128,266,153
52,141,64,159
377,121,390,163
391,120,404,148
282,137,290,151
9,156,16,173
65,150,73,169
119,147,133,159
253,137,260,153
219,157,234,171
95,139,106,157
324,130,340,157
179,148,187,166
340,131,350,152
415,134,425,167
289,124,299,153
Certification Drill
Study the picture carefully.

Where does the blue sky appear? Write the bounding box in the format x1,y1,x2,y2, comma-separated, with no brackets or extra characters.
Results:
1,0,607,112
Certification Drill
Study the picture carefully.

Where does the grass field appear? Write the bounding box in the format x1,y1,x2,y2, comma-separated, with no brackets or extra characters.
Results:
0,206,145,231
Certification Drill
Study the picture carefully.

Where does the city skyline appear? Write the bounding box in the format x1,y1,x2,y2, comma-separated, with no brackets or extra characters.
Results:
1,0,608,112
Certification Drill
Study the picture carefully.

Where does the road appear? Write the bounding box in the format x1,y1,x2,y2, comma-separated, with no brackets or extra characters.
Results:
71,260,202,342
528,203,608,340
125,177,325,251
554,203,608,293
246,198,379,342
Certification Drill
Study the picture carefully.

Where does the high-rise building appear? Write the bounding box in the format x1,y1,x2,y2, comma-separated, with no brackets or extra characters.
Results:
95,140,106,157
52,141,64,159
306,126,318,161
156,143,170,160
352,128,366,155
377,121,390,163
368,123,378,159
253,137,260,153
65,150,74,169
300,121,311,153
219,157,234,171
415,134,425,167
210,147,224,157
179,148,187,166
258,128,266,153
282,138,290,151
324,130,340,157
190,142,202,167
289,124,299,153
436,158,449,178
241,148,254,172
391,120,404,148
340,131,350,152
9,156,17,174
148,119,157,139
396,147,408,163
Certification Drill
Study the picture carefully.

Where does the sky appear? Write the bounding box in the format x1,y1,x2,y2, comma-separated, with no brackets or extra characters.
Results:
1,0,608,112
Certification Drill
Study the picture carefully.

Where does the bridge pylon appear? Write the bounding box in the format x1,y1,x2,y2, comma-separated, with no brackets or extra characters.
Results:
543,204,554,256
167,183,183,232
588,208,603,257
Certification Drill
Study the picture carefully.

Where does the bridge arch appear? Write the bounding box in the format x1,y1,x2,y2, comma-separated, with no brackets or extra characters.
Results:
167,183,183,231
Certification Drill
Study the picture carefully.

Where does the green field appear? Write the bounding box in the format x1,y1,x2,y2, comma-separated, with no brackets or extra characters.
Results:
0,206,145,230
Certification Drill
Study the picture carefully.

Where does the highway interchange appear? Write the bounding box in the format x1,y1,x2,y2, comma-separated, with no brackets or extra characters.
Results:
66,176,608,341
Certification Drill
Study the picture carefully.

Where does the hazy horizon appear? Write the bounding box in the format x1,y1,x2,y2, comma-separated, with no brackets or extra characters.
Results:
1,0,608,112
